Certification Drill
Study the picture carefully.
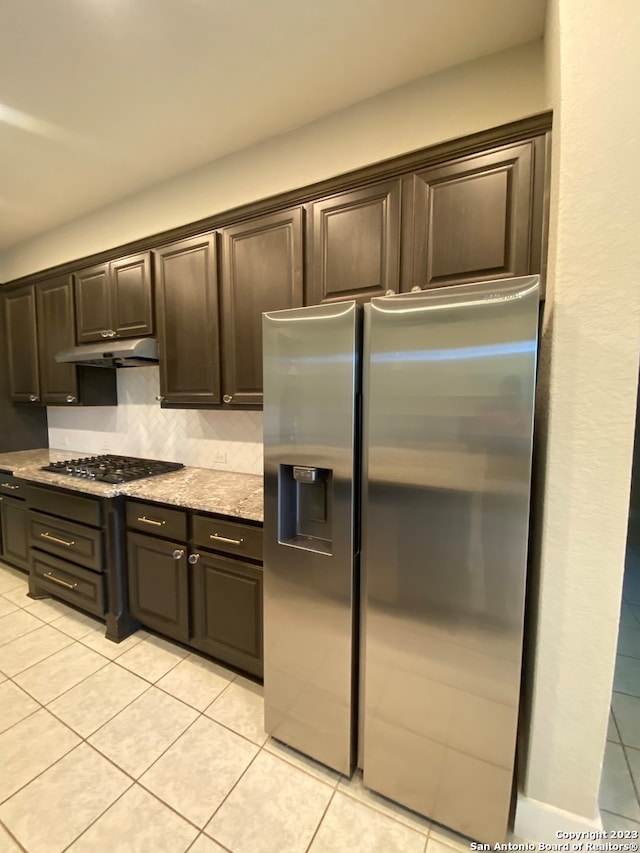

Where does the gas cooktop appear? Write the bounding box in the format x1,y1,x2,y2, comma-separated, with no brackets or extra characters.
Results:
41,454,184,484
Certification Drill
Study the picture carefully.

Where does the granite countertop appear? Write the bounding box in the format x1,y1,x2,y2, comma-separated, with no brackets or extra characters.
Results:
0,448,264,522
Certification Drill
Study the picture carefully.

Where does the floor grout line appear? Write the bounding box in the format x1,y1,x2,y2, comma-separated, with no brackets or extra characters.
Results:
201,743,264,844
304,785,337,852
58,776,138,853
0,817,29,852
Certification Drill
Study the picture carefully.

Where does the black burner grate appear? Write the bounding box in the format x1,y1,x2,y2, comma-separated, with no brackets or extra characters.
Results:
41,454,184,484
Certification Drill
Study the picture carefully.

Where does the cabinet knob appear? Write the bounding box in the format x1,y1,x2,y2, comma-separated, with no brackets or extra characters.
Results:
155,395,165,402
188,553,200,565
410,286,422,292
29,394,39,402
66,395,76,403
108,330,117,338
172,549,184,560
223,394,232,404
100,330,110,338
384,289,395,297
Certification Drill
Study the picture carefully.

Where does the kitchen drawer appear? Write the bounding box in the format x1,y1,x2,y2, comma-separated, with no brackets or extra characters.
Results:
28,485,103,527
192,515,263,562
0,475,26,499
29,510,104,572
126,501,188,542
31,549,105,616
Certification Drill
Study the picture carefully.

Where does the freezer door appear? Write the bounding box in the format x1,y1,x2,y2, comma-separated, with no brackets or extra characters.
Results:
263,301,360,774
361,276,539,842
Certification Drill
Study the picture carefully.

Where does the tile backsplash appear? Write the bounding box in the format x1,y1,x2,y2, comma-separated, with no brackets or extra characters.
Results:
47,367,263,475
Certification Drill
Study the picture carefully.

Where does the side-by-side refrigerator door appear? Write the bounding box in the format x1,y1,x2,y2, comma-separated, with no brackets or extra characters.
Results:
262,301,360,775
361,276,539,843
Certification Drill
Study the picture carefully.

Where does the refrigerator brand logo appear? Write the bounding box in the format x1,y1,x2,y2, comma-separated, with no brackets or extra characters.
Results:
488,291,521,301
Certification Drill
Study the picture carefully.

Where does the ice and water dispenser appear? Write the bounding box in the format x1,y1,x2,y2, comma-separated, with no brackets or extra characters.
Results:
278,465,333,555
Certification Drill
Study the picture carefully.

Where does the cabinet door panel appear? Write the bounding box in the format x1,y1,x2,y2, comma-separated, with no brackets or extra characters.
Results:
111,252,153,338
36,276,78,404
74,263,111,342
1,498,29,570
409,142,534,290
307,181,401,304
154,234,221,406
4,287,40,403
127,531,188,642
191,552,263,677
221,208,303,406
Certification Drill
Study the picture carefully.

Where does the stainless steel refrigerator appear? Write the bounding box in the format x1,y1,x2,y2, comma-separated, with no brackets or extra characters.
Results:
262,275,539,843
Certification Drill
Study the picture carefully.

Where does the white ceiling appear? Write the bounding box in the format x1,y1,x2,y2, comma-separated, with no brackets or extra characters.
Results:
0,0,546,250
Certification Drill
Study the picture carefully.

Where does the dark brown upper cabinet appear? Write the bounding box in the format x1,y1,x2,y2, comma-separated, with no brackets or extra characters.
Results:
403,140,540,291
4,286,40,404
4,278,117,407
306,180,401,304
220,207,303,407
36,276,79,405
74,251,153,343
154,234,221,407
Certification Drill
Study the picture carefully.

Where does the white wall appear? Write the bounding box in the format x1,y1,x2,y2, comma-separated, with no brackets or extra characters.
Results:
515,0,640,837
0,41,546,281
47,368,263,475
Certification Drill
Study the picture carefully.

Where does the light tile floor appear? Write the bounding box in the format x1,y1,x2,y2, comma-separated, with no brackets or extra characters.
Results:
600,546,640,831
0,560,481,853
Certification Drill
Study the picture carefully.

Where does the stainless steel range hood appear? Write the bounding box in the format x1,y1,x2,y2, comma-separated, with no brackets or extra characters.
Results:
55,337,159,368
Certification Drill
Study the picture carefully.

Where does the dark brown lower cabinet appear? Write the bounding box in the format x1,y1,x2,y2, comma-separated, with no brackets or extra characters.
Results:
127,531,189,643
124,498,264,677
191,551,263,678
0,496,30,571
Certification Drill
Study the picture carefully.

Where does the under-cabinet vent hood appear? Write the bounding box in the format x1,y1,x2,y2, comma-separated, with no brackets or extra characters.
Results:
55,337,159,368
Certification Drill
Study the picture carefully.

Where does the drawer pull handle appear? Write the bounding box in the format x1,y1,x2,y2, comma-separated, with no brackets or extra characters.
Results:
209,533,244,546
1,483,19,490
40,532,75,548
44,572,78,590
137,516,166,527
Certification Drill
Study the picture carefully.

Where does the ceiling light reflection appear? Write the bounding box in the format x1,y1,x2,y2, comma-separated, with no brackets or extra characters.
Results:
0,103,89,148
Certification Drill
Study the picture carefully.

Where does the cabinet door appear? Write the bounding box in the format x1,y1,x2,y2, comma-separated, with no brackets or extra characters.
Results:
307,181,401,304
0,498,29,570
111,252,154,338
4,286,40,403
74,263,111,343
36,276,79,405
406,141,535,290
127,531,188,642
154,234,221,406
191,551,263,677
220,208,303,406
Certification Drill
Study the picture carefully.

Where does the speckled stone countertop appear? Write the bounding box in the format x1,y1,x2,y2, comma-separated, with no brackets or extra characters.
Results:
0,448,264,522
122,468,263,522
